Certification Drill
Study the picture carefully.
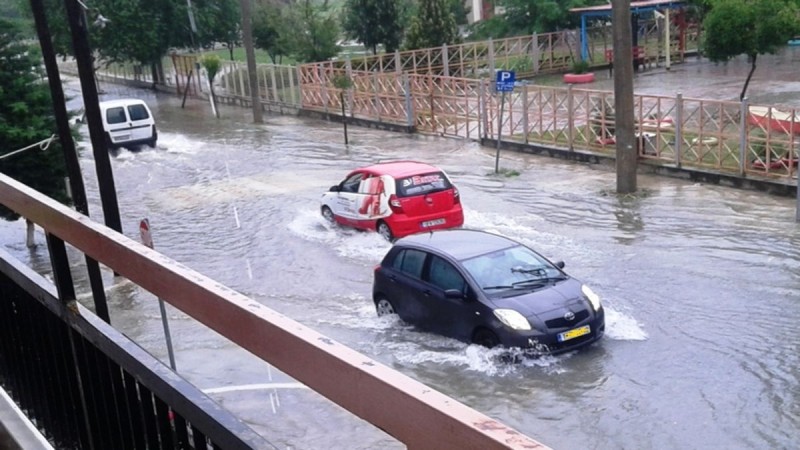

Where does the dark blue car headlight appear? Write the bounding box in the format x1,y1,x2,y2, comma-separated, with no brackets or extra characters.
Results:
581,285,601,311
493,309,532,331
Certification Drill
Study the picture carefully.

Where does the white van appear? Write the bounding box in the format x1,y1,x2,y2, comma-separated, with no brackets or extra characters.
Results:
98,99,157,149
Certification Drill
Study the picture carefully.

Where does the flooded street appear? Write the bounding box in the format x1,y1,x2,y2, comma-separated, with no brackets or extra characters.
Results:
2,79,799,449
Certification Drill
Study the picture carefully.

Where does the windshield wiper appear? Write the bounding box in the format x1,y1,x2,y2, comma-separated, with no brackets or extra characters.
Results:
482,285,514,290
511,266,547,277
511,279,548,288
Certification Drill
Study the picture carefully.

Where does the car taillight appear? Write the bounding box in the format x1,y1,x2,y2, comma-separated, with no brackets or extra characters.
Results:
453,188,461,204
374,264,381,273
389,194,403,213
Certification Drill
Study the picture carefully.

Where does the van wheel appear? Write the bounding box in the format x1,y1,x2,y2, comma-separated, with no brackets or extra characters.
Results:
321,206,335,224
473,329,500,349
375,297,396,317
377,221,394,242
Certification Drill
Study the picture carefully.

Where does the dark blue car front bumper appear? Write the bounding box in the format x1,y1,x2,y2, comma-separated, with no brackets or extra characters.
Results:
495,308,605,355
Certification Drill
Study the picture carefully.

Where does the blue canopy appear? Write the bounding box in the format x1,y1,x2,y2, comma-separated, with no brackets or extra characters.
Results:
570,0,687,61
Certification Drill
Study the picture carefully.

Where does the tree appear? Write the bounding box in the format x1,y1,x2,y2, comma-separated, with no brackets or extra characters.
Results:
467,0,603,40
404,0,459,50
253,1,293,63
702,0,799,101
0,17,70,221
341,0,408,54
92,0,179,67
194,0,242,59
285,0,340,62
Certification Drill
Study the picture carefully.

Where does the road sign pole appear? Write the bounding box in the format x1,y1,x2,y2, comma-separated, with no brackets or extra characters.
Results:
494,70,515,174
495,91,506,174
140,219,177,371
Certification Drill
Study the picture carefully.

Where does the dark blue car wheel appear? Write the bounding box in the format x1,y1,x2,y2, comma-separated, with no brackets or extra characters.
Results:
375,297,396,317
473,329,500,349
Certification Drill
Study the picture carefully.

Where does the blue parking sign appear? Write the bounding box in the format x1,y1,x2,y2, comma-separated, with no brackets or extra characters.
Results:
495,70,516,92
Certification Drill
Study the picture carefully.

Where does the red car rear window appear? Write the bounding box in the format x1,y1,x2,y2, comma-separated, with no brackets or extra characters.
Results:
395,172,452,197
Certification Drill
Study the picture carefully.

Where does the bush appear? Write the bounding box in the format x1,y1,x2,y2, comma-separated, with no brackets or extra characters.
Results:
570,59,590,74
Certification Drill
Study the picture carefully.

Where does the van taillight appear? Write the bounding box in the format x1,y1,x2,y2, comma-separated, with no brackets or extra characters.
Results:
453,188,461,204
389,195,403,213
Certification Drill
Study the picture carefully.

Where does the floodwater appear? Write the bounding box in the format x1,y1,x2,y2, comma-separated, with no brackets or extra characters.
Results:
541,45,800,109
1,77,799,450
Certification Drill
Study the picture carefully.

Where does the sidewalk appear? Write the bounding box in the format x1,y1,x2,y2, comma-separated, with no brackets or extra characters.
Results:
0,387,53,450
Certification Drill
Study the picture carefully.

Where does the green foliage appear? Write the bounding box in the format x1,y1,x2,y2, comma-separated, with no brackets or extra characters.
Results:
702,0,799,99
27,0,239,66
88,0,173,65
570,59,590,74
341,0,408,54
200,54,221,82
0,18,70,221
404,0,459,50
499,56,533,72
193,0,241,53
467,0,604,40
331,73,354,90
446,0,470,26
285,0,341,62
703,0,798,61
253,1,294,64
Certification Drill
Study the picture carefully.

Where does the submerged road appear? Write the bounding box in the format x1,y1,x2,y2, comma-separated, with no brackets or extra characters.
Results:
1,77,799,449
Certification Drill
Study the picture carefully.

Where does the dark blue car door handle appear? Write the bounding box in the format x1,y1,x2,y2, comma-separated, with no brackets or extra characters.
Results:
423,289,431,296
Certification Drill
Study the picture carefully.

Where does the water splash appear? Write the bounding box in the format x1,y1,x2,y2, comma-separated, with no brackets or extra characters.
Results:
604,306,648,341
286,209,391,262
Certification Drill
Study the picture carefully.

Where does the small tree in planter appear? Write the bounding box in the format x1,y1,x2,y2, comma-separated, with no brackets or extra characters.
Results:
332,74,354,145
564,59,595,84
200,54,222,118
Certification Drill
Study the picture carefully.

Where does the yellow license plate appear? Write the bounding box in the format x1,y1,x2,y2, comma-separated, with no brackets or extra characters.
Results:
557,325,590,342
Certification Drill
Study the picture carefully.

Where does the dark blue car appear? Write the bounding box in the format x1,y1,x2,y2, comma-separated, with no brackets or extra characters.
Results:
372,229,604,354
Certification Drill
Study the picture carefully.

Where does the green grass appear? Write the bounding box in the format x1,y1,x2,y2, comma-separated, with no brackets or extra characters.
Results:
208,47,298,66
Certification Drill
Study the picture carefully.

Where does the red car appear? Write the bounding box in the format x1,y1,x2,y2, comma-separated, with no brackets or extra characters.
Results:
320,161,464,240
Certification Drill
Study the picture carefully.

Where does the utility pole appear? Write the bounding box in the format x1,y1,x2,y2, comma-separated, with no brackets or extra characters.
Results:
31,0,110,322
612,0,637,194
64,0,124,235
240,0,263,123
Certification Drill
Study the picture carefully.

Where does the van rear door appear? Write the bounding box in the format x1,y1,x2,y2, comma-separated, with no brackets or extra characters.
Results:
125,102,154,142
104,106,132,144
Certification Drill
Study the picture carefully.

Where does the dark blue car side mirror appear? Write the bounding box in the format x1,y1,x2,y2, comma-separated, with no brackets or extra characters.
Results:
444,289,464,299
555,261,565,269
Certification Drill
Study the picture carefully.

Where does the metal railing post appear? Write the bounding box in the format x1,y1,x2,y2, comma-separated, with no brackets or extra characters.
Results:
403,73,413,127
675,92,683,167
568,84,575,150
395,50,402,74
488,38,495,72
442,45,449,77
346,55,354,117
739,97,749,175
522,87,529,144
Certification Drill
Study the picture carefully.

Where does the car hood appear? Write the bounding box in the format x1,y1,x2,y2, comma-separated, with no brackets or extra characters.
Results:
487,278,585,318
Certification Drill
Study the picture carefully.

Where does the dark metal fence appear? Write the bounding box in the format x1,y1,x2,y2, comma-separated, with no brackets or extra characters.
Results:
0,248,273,450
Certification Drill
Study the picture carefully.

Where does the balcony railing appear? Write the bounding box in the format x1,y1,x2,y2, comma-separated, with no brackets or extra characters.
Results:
0,172,548,449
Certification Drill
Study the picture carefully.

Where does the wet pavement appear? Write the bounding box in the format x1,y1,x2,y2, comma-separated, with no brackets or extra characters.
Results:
538,46,800,108
1,68,800,449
